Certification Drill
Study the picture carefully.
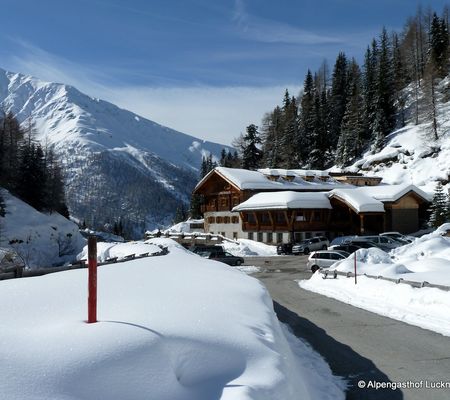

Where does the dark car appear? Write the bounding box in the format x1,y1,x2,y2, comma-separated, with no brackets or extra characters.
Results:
328,244,362,254
207,251,244,266
348,239,391,252
191,245,224,255
277,243,294,255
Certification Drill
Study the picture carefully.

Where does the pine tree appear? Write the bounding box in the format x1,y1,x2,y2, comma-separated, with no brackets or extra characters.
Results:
429,12,449,78
428,182,448,228
371,28,396,148
329,52,348,150
241,124,263,170
189,194,203,219
261,107,284,168
336,59,365,166
363,42,378,141
298,71,315,166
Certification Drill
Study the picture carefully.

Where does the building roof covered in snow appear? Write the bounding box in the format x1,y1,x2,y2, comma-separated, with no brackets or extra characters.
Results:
232,191,332,211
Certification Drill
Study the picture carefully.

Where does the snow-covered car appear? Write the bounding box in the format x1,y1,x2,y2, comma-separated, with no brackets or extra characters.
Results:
348,238,392,252
306,250,350,273
292,237,329,255
380,232,414,244
328,244,362,254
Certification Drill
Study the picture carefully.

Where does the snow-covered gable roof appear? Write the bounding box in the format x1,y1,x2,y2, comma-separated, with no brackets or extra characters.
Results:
232,191,332,211
195,167,349,191
328,189,385,213
357,183,432,202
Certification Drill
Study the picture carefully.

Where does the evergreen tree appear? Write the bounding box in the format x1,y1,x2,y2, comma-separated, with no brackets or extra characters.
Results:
298,71,315,165
329,52,348,150
428,182,448,227
336,59,365,166
363,42,378,141
372,28,396,149
261,107,284,168
173,203,188,224
241,124,263,170
189,194,203,219
429,12,449,78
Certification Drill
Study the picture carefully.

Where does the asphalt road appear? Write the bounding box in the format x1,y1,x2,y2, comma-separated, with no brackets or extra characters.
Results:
244,256,450,400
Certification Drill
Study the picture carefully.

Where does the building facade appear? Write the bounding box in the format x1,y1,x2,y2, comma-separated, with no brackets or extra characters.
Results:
193,167,431,243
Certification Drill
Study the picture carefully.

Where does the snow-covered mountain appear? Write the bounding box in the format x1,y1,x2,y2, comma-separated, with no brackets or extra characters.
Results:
0,68,231,235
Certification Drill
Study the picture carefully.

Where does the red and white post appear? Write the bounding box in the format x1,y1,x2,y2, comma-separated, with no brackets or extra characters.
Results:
87,236,97,323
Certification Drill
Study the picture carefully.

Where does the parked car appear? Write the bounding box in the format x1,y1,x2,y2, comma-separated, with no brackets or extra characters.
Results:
329,235,358,246
347,238,391,252
307,250,350,273
191,245,224,255
360,235,403,250
292,236,329,255
207,251,244,266
328,244,362,254
277,242,295,255
380,232,414,244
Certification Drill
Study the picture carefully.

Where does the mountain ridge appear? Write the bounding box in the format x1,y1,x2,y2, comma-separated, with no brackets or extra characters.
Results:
0,68,232,236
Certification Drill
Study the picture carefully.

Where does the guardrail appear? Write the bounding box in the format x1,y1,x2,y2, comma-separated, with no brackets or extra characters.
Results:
320,269,450,292
0,246,169,281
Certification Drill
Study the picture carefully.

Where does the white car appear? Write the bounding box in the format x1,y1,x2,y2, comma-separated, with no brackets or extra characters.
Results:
306,250,350,273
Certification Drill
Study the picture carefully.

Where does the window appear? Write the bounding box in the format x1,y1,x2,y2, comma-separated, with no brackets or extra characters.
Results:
296,212,306,221
317,252,330,260
267,232,273,243
276,233,283,243
260,213,270,224
224,216,230,224
233,232,238,240
246,213,256,223
221,232,225,237
329,253,342,260
216,217,223,224
248,232,254,240
257,232,263,242
313,211,321,221
305,232,312,239
208,216,215,224
276,212,285,223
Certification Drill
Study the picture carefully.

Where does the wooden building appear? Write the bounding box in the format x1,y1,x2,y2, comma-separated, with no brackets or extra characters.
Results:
193,167,431,243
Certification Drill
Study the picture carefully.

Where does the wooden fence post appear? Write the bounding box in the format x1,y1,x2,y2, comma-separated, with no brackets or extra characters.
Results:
87,236,97,323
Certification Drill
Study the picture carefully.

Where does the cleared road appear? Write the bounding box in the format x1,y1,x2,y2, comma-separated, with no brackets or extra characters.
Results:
244,256,450,400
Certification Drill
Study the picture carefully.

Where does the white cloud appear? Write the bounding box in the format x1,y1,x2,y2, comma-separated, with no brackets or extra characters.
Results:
105,85,298,145
232,0,343,45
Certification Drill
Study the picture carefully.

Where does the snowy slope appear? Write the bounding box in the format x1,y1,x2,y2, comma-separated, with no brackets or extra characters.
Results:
0,68,231,234
0,189,85,268
0,238,345,399
342,81,450,195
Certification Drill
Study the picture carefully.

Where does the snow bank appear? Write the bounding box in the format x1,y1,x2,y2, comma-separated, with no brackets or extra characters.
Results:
78,241,162,262
222,238,277,257
0,189,85,268
300,227,450,336
1,238,344,400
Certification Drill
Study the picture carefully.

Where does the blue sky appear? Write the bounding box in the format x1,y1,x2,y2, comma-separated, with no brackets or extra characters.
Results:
0,0,449,144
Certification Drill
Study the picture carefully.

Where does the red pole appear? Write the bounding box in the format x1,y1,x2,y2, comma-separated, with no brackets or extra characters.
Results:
354,251,357,285
88,236,97,323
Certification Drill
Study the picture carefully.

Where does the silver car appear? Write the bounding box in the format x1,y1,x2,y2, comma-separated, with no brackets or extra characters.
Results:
306,250,350,273
292,236,329,255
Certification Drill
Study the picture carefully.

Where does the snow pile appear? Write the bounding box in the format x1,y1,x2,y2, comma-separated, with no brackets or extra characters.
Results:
0,189,85,268
300,226,450,336
222,238,277,257
1,238,344,399
78,241,162,262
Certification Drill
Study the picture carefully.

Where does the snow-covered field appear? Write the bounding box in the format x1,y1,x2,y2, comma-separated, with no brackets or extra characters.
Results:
0,238,344,400
300,226,450,336
0,189,85,268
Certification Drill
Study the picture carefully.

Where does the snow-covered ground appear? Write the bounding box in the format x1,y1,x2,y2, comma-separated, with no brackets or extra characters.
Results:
0,189,85,268
1,238,344,400
300,226,450,336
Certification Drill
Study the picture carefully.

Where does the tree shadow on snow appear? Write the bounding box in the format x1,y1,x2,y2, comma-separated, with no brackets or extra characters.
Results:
273,302,403,400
